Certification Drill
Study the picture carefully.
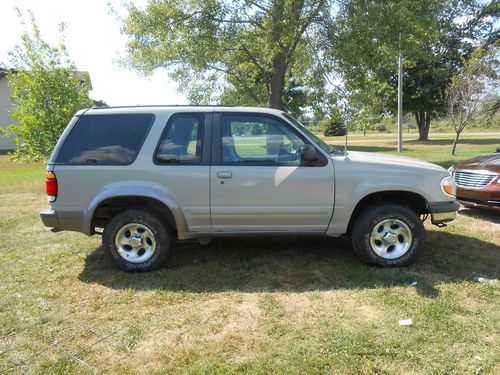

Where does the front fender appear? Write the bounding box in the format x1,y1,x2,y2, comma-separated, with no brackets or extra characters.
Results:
327,173,436,236
351,176,433,204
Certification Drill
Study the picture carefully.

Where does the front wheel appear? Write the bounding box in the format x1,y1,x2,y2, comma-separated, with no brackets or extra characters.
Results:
103,208,171,271
351,203,425,267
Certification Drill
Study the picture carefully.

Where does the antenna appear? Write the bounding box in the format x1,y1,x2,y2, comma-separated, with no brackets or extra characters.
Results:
344,122,348,155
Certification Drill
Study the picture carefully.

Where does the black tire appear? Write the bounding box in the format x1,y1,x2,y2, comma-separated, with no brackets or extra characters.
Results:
103,208,171,271
351,203,425,267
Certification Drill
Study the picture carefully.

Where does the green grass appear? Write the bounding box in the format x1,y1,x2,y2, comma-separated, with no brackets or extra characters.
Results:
0,133,499,374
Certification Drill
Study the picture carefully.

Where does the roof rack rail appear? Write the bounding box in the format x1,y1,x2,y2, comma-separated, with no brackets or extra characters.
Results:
90,104,239,109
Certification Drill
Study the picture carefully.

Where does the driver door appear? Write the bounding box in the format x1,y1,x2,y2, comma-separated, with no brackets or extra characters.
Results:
210,113,334,233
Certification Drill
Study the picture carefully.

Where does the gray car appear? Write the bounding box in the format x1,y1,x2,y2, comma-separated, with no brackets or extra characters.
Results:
40,106,459,271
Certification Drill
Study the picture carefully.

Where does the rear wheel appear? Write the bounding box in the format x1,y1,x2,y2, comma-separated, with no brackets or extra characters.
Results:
351,203,425,266
103,208,171,271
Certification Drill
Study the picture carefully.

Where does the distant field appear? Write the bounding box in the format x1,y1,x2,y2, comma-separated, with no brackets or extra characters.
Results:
0,133,499,374
322,132,500,168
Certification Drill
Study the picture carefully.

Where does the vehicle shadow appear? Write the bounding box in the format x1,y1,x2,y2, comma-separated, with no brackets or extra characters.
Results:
458,208,500,223
79,231,499,298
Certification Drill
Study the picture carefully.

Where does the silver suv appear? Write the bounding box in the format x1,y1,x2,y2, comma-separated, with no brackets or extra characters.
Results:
40,106,459,271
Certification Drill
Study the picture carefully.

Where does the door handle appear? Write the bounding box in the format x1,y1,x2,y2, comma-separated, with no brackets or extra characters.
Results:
217,171,232,179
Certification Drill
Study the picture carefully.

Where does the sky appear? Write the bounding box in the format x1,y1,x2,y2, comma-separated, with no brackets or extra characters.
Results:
0,0,188,106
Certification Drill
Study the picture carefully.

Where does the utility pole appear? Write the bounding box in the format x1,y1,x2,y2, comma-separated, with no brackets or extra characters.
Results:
397,33,403,152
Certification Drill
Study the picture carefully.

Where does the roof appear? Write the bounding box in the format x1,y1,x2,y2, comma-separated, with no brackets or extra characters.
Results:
0,68,16,78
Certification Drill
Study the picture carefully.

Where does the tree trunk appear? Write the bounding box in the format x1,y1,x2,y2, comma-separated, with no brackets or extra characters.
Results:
415,109,431,141
267,0,286,110
451,131,461,155
268,55,286,110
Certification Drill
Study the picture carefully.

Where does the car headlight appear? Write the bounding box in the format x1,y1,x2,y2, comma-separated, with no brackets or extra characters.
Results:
441,176,456,197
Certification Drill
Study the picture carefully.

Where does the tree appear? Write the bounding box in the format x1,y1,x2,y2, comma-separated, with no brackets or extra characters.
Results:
446,45,499,155
323,108,346,136
1,11,93,161
122,0,334,114
329,0,498,141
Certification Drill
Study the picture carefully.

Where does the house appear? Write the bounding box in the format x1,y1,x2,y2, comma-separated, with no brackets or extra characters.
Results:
0,69,15,151
0,69,95,152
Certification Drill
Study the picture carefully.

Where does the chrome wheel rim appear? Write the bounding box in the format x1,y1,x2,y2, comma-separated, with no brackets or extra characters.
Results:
369,218,412,259
115,223,156,263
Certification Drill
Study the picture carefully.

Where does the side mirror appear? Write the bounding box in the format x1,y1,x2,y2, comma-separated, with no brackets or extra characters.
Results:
300,144,319,163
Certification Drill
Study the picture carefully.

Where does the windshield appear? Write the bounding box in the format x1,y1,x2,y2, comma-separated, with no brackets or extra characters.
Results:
282,113,334,154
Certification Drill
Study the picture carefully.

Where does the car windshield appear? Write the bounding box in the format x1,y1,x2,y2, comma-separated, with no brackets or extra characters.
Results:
282,113,334,154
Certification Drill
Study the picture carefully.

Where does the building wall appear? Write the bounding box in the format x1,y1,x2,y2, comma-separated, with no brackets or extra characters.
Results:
0,77,16,151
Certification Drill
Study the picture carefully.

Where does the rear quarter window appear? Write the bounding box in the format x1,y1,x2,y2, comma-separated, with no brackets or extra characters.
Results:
56,113,154,165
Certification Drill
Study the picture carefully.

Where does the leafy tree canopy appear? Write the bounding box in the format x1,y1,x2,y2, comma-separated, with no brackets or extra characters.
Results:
122,0,337,116
1,10,93,161
329,0,498,140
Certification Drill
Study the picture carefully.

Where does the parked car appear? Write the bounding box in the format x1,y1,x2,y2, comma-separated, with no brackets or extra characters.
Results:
449,149,500,211
40,106,459,271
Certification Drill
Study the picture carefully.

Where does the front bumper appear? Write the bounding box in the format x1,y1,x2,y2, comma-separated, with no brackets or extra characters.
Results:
456,186,500,211
427,201,460,226
457,198,500,211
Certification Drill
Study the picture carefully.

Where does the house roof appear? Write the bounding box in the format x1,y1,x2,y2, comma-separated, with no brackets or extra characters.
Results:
0,69,89,82
0,68,17,78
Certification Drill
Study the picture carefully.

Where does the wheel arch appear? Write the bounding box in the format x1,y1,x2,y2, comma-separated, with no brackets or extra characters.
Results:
92,196,176,230
346,190,428,234
84,185,189,239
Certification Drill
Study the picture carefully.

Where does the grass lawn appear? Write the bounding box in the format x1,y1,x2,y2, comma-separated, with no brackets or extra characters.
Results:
0,134,499,374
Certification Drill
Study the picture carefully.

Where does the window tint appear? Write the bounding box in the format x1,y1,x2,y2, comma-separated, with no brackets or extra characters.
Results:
57,114,154,165
155,114,203,164
221,115,304,165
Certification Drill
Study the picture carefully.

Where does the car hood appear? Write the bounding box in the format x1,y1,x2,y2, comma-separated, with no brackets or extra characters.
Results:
454,153,500,173
336,151,446,173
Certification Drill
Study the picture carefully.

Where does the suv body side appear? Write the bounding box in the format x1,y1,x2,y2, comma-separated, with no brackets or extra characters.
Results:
42,106,457,241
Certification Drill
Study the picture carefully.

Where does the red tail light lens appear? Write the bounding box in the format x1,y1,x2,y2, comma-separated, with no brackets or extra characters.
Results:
46,172,57,201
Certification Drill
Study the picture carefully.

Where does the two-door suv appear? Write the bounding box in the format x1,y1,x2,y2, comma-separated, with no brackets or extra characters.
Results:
40,106,459,271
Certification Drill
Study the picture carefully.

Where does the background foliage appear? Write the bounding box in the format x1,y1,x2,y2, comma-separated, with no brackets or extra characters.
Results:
1,11,93,161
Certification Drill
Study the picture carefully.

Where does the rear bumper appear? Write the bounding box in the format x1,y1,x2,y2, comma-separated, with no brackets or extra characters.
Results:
427,201,460,225
40,210,59,227
40,209,86,233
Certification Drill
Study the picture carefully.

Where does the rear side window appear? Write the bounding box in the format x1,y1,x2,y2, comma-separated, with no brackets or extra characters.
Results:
154,114,204,164
56,114,154,165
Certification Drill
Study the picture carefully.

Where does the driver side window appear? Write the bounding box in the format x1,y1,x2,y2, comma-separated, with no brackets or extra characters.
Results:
221,115,304,165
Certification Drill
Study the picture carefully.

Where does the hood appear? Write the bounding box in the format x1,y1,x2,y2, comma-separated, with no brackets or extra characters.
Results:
454,153,500,173
336,151,446,173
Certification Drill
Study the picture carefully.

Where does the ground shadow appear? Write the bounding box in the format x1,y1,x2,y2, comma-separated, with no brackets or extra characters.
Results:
458,208,500,223
433,160,460,168
79,231,499,298
405,138,500,146
328,145,397,153
346,145,397,153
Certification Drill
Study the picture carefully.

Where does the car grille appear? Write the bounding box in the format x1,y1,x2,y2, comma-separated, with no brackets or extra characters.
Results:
453,170,497,188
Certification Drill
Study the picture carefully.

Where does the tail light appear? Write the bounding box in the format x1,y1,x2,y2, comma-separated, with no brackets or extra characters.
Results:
46,171,58,202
